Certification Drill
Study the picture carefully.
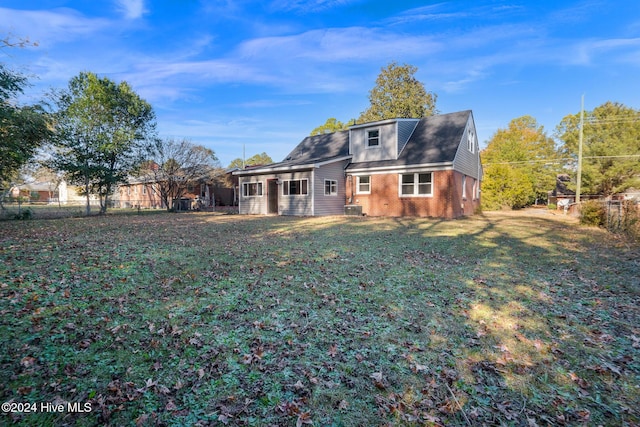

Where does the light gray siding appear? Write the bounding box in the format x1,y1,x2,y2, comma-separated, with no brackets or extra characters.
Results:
279,170,313,216
350,122,397,163
313,159,349,216
453,113,482,180
238,176,269,214
397,119,419,156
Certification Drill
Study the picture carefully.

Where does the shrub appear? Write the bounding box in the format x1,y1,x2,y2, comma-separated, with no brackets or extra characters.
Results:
580,200,605,227
547,203,557,210
13,208,33,220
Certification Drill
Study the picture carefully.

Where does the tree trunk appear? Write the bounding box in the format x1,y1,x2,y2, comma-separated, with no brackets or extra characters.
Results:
84,176,91,216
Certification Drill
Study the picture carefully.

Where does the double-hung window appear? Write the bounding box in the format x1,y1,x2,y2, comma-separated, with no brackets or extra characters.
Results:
366,129,379,147
400,173,432,196
242,182,263,197
283,179,308,196
356,176,371,194
324,179,337,196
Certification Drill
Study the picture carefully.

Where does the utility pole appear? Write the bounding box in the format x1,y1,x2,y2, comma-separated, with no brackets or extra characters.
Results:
576,95,584,203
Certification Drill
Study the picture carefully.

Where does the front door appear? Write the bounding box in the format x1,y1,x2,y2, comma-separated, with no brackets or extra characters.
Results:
268,179,278,214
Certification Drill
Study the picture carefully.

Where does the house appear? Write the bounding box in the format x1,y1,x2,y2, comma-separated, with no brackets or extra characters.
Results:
115,168,238,210
548,174,576,209
9,182,58,203
233,110,483,218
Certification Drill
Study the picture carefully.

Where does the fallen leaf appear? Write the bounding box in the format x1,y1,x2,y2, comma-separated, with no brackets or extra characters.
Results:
296,411,313,427
328,344,338,358
135,414,150,426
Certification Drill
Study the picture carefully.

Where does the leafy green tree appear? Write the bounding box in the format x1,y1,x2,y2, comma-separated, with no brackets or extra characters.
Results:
0,64,52,202
358,62,437,123
51,72,157,215
556,101,640,196
481,116,559,210
140,138,219,211
310,117,354,136
481,164,534,210
228,152,273,169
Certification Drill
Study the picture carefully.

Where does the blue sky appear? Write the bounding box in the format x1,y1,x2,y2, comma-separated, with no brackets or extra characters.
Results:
2,0,639,167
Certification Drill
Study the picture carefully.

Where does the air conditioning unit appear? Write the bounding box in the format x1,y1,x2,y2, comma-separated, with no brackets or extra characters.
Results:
344,204,363,216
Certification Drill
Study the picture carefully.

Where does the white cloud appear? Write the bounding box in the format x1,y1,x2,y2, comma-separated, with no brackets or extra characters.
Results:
0,7,111,47
114,0,147,19
269,0,360,13
238,27,441,62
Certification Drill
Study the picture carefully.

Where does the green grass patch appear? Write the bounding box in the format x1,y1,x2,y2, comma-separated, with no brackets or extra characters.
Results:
1,211,638,426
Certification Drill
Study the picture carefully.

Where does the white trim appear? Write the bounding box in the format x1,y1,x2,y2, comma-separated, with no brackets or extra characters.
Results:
282,178,309,196
348,162,454,175
366,128,380,148
324,179,338,196
349,117,418,130
311,169,315,215
241,181,264,198
398,172,433,198
232,156,352,175
355,175,371,194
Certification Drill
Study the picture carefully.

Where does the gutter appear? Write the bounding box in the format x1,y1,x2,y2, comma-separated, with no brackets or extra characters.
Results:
232,155,352,176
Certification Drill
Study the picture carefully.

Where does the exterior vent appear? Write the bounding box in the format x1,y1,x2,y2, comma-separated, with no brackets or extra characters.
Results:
344,205,363,216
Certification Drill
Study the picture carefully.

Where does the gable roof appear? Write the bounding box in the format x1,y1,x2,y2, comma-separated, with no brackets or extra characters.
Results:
233,110,473,176
346,110,471,171
233,129,350,175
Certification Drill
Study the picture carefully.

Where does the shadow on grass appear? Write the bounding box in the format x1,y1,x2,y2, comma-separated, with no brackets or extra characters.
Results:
0,212,637,426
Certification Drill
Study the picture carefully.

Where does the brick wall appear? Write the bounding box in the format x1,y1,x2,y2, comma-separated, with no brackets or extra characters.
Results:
346,170,480,218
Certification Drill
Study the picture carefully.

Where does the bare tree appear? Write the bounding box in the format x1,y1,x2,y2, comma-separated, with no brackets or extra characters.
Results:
140,138,218,211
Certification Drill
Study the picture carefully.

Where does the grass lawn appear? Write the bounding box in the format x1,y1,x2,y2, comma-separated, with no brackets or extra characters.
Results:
1,211,638,426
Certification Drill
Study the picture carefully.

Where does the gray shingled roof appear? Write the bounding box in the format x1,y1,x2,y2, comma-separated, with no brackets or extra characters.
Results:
234,110,470,175
233,130,350,174
346,110,470,170
282,130,350,164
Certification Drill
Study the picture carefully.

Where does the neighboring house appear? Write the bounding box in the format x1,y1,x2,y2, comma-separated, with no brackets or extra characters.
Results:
547,174,576,209
8,181,101,205
115,169,237,210
233,110,483,218
115,178,165,209
9,182,58,203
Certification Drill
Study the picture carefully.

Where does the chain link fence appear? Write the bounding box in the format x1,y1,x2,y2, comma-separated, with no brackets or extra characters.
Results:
1,199,238,220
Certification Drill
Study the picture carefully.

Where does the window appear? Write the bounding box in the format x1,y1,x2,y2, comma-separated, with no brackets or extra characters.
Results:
283,179,308,196
356,176,370,194
367,129,380,147
324,179,337,196
142,185,147,195
399,173,432,196
467,129,475,153
462,175,467,199
242,182,263,197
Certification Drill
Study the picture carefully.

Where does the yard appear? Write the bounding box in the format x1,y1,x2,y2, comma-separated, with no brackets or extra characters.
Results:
1,211,638,426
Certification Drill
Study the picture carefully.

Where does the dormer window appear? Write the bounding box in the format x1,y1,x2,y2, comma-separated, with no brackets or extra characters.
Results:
367,129,379,147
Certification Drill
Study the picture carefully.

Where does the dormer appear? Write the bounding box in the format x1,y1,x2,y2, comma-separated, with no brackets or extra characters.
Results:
349,118,419,163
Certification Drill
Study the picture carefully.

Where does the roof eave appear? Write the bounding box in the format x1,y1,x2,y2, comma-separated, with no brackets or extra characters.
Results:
347,161,454,174
232,155,352,175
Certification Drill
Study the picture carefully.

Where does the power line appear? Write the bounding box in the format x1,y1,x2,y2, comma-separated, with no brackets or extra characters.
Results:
484,154,640,166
